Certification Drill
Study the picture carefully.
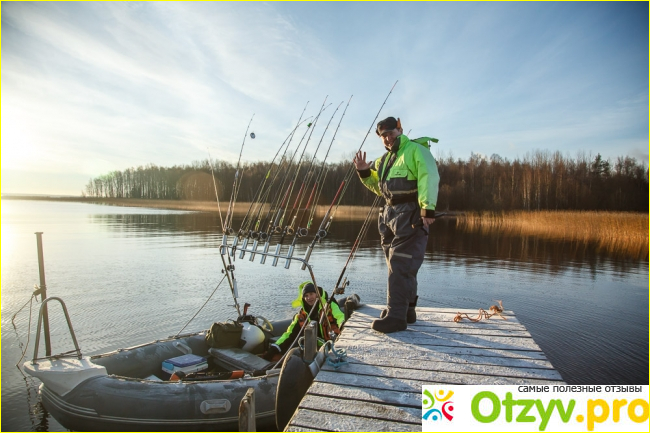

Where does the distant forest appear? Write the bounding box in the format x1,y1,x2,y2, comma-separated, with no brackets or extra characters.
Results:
84,151,649,212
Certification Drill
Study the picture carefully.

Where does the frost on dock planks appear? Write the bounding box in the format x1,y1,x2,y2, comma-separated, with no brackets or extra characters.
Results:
285,304,564,432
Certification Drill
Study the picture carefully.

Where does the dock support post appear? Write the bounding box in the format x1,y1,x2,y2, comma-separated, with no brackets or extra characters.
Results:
239,387,256,432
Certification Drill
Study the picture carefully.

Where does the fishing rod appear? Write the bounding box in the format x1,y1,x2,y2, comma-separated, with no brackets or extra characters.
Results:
264,99,332,265
222,114,255,234
285,100,344,238
271,97,329,236
207,149,225,231
257,120,314,243
236,113,312,260
250,111,324,262
300,81,398,270
245,131,302,246
324,80,399,234
254,102,330,263
212,114,256,316
236,114,312,240
283,97,353,268
331,195,382,292
303,95,353,235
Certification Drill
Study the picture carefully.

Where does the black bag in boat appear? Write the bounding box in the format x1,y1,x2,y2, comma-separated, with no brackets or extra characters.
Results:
205,321,243,348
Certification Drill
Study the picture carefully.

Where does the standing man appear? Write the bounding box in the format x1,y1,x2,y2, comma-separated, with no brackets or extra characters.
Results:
353,117,440,333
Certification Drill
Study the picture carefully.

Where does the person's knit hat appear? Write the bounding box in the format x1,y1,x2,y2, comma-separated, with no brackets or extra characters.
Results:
292,281,319,308
376,116,402,135
302,282,317,296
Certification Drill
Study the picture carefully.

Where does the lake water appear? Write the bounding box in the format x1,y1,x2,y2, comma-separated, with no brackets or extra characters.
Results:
1,199,648,431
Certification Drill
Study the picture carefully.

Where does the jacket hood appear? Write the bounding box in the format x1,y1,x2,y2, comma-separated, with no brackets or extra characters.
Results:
292,281,327,310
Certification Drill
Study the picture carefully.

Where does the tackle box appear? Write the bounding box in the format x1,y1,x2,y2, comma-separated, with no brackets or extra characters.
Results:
161,354,208,375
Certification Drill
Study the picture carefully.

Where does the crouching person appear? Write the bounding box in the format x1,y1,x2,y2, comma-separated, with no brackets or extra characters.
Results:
264,281,345,361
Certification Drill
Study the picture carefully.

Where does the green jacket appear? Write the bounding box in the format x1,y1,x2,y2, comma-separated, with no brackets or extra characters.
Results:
274,283,345,352
358,134,440,218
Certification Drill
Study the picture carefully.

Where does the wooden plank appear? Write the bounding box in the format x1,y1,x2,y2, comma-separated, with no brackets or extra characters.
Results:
341,354,563,380
314,370,444,392
287,304,565,432
299,394,421,424
333,338,550,361
286,408,417,432
353,305,522,323
320,360,563,384
344,321,532,337
348,314,527,330
339,345,557,370
351,306,521,325
337,329,545,351
307,381,421,408
284,427,326,433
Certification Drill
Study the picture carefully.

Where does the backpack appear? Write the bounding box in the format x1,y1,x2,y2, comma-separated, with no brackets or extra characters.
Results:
205,320,243,348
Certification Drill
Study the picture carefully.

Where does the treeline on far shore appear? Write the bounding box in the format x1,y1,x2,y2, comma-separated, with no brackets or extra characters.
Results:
83,151,648,212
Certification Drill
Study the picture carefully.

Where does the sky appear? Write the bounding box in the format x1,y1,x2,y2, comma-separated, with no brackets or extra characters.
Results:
1,1,648,196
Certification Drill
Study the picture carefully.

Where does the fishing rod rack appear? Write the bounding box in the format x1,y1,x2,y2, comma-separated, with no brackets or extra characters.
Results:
219,233,319,272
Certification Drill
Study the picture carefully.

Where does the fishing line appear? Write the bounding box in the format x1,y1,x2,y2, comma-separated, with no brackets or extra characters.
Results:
175,274,227,337
286,100,344,236
257,112,317,241
207,149,225,231
238,117,312,237
224,114,255,233
243,116,311,239
300,81,397,269
12,293,37,367
306,95,353,230
271,98,330,235
262,102,330,241
333,195,383,292
313,80,398,241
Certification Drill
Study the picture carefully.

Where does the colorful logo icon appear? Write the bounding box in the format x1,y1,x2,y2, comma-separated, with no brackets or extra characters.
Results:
422,388,454,422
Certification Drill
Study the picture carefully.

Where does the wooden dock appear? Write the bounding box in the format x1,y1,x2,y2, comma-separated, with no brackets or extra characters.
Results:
284,304,565,432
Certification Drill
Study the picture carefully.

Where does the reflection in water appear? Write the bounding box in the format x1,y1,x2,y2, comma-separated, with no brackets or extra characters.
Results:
93,212,647,276
2,201,647,432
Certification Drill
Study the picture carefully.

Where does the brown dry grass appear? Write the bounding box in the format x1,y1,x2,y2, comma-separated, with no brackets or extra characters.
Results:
457,211,649,260
8,197,646,259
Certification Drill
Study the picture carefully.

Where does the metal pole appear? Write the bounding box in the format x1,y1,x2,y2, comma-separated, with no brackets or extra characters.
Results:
303,321,318,363
35,232,52,357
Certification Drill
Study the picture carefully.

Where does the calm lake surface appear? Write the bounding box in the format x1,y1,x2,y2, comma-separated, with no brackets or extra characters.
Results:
2,199,648,431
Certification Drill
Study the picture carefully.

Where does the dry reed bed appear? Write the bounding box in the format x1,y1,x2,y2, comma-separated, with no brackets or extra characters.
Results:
14,197,646,260
457,211,649,260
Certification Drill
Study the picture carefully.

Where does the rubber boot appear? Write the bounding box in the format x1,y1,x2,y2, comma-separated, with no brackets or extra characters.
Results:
406,296,418,324
381,298,417,323
343,294,361,321
371,316,407,334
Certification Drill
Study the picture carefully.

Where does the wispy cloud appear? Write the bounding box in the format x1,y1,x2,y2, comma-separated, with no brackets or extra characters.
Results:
1,2,647,195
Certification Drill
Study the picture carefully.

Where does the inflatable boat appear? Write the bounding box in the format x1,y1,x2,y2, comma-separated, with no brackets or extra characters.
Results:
24,315,293,431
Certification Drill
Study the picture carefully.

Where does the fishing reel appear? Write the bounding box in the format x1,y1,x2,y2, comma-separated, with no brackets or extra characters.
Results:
272,226,283,234
250,231,260,240
286,227,295,236
334,279,349,295
259,232,269,241
317,229,328,239
221,264,235,273
224,227,235,235
297,227,309,237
